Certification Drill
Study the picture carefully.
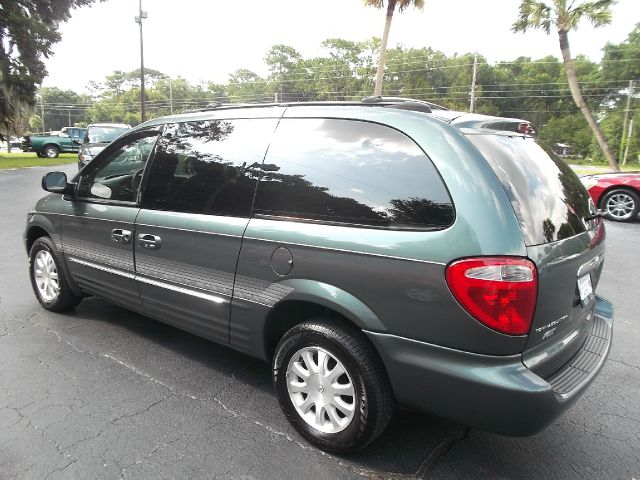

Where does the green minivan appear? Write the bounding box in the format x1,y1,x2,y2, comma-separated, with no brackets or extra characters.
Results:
25,98,613,452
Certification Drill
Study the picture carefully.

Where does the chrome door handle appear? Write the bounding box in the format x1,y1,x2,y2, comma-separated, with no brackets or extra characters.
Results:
137,233,161,250
111,228,132,244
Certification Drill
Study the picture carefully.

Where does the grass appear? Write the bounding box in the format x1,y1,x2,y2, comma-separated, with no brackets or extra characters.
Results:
0,152,77,170
564,156,640,175
570,164,639,175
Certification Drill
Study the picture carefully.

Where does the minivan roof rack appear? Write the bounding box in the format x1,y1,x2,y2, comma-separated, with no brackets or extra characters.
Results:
362,96,450,111
181,98,450,115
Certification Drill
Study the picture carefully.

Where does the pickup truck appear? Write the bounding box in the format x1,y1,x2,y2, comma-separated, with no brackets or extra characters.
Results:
22,127,86,158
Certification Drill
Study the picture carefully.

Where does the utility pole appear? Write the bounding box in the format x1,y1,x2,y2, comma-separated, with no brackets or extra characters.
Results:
619,80,634,164
470,52,478,113
622,118,633,165
39,92,45,133
169,78,174,115
135,0,147,122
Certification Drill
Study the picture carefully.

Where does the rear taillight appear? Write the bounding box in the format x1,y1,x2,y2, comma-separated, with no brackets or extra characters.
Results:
445,257,537,335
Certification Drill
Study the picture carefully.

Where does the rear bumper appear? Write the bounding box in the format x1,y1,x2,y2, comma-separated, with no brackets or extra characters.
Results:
365,295,613,436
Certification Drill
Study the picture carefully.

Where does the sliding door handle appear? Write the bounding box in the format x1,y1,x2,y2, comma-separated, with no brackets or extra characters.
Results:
110,229,132,244
137,233,161,250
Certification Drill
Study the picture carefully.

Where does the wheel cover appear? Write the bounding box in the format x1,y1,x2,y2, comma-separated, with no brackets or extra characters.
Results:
286,346,356,434
605,192,636,220
33,250,60,301
45,147,56,158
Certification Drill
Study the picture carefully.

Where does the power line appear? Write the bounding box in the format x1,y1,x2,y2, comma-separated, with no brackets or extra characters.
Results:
39,77,636,110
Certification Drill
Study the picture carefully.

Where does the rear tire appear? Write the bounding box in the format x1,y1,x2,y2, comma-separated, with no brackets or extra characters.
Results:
273,318,394,452
601,188,640,222
43,145,60,158
29,237,82,312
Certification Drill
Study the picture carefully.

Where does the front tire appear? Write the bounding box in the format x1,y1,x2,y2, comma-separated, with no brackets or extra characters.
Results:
43,145,60,158
273,318,394,452
601,188,640,222
29,237,82,312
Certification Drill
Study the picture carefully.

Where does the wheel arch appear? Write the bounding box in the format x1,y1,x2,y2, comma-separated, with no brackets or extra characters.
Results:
25,217,83,297
262,279,386,360
25,214,57,253
25,225,50,253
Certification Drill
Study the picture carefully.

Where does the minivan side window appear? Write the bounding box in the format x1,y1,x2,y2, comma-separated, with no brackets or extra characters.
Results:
253,118,454,229
142,119,276,217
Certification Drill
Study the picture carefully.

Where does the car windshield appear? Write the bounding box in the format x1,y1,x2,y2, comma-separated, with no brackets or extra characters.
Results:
85,126,128,144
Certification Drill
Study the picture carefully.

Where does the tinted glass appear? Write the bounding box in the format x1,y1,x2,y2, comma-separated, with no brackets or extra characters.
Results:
467,134,591,246
253,118,454,229
85,126,130,144
77,131,160,202
142,119,276,217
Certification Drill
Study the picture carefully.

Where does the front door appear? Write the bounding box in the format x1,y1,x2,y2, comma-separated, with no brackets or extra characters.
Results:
135,118,278,342
69,128,84,152
60,129,161,310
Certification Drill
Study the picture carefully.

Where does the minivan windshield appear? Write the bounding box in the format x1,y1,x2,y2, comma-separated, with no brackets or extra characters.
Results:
85,126,129,144
467,134,592,246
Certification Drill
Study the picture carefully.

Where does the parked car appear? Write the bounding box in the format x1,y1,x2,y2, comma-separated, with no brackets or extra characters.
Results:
581,172,640,222
1,135,22,151
21,127,86,158
77,123,132,169
26,98,613,452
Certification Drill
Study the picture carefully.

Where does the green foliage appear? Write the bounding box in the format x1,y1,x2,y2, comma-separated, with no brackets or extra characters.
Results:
39,87,91,132
512,0,618,170
512,0,614,34
539,114,592,156
600,23,640,103
37,18,639,167
0,0,101,136
363,0,425,11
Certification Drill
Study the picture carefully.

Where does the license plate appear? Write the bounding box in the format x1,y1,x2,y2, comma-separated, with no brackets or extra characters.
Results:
578,274,593,304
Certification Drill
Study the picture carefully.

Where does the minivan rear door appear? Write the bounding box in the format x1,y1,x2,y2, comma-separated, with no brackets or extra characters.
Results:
466,134,606,375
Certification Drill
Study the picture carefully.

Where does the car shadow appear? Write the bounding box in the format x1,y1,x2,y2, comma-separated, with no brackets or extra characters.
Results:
61,296,463,476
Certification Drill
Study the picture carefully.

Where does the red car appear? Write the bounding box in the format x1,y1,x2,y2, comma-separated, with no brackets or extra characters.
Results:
581,172,640,222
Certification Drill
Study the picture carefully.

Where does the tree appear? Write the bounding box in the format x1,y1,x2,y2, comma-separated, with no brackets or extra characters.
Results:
0,0,100,139
40,87,91,131
364,0,425,96
513,0,620,171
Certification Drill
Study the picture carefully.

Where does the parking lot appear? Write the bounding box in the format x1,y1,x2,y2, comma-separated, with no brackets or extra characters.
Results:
1,164,639,479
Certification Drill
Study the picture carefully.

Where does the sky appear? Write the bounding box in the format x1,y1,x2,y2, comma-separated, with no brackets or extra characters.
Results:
44,0,639,93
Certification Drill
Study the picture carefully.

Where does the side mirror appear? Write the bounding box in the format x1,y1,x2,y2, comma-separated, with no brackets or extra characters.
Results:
42,172,74,195
72,139,81,145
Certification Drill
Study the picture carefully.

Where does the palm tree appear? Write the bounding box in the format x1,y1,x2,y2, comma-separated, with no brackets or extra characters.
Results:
364,0,425,96
513,0,619,172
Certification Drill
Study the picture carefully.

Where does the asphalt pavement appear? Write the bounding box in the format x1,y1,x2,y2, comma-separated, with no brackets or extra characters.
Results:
1,164,639,479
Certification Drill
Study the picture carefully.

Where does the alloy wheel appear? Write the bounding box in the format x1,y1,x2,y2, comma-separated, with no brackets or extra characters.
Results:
33,250,60,301
605,192,636,220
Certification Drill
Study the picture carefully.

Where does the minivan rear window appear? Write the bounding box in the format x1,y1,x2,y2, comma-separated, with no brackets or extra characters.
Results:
467,134,591,246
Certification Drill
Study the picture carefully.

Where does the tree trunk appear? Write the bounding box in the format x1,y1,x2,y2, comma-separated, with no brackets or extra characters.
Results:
558,30,619,172
374,0,397,96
